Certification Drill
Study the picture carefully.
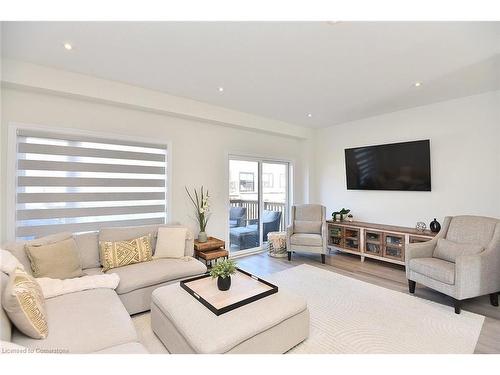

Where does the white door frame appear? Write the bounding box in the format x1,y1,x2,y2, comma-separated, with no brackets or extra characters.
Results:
226,153,293,257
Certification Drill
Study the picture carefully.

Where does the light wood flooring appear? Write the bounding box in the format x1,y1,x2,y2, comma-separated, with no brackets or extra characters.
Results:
234,250,500,354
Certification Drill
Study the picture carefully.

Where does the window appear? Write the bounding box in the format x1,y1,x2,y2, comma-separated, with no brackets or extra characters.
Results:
239,172,255,192
262,173,273,188
14,128,168,240
279,173,286,188
229,181,237,194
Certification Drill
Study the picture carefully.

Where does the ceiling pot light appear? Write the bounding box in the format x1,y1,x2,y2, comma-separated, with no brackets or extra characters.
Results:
414,82,422,87
63,43,73,51
218,87,224,92
307,113,313,118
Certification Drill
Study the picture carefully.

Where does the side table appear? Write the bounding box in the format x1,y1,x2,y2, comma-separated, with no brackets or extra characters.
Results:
194,236,228,267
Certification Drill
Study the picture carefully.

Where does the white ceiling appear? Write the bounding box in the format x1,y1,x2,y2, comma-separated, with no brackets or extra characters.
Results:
2,21,500,128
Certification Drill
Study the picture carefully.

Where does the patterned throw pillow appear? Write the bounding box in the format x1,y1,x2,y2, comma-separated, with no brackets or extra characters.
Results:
2,268,48,339
99,234,153,272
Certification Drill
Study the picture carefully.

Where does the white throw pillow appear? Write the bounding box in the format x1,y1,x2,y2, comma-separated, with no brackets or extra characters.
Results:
154,227,187,259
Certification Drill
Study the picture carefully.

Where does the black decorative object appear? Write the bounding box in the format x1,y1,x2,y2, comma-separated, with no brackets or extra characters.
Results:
217,276,231,291
430,218,441,233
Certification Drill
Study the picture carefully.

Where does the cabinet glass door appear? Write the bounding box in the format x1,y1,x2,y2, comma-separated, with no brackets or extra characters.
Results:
365,230,382,255
383,233,405,260
344,228,360,251
328,225,343,246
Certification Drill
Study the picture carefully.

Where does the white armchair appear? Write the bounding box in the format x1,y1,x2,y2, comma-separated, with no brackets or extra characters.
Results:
286,204,327,264
406,215,500,314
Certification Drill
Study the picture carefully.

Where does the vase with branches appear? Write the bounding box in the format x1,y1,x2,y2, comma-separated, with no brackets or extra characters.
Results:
185,186,211,242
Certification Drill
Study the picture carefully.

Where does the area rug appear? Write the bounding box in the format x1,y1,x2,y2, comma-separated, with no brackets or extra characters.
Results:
132,264,484,354
268,264,484,354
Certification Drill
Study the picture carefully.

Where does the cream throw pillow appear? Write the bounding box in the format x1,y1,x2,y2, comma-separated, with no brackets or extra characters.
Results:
25,237,84,279
99,234,153,272
154,227,187,259
2,268,48,339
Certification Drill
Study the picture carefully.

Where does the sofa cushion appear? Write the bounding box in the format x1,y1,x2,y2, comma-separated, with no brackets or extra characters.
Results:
409,258,456,285
294,220,322,234
0,340,26,352
107,258,207,295
3,269,48,339
154,227,187,259
12,289,137,353
290,233,323,247
74,231,100,269
3,232,73,275
99,234,153,272
433,238,484,263
99,224,193,256
1,272,12,342
446,216,498,247
100,225,160,250
25,238,84,279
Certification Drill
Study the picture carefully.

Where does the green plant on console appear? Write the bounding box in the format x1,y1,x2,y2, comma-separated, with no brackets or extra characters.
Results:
210,259,237,279
332,208,351,221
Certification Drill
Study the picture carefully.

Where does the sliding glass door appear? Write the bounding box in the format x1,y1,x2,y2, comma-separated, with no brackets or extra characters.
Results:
228,157,290,254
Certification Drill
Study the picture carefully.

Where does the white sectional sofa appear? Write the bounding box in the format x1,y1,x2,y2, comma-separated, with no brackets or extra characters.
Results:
1,224,207,354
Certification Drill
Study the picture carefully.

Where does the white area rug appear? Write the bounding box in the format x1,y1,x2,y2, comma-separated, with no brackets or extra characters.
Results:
133,264,485,354
269,264,484,354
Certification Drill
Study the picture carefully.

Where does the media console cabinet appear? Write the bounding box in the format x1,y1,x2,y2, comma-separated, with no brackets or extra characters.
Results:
326,220,437,266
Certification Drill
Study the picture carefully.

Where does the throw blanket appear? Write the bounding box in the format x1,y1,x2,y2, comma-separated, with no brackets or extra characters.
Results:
36,273,120,299
0,248,25,274
1,248,119,298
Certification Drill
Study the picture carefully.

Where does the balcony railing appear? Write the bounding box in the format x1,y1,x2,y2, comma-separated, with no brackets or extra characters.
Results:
230,199,287,231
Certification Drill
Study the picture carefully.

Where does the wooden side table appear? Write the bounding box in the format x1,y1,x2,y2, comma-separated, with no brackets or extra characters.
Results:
194,236,228,267
197,248,229,267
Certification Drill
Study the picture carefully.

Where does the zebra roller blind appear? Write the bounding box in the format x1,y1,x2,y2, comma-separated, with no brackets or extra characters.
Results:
16,129,167,240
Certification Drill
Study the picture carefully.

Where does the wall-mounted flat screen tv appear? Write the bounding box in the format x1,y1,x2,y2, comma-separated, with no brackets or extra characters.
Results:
345,140,431,191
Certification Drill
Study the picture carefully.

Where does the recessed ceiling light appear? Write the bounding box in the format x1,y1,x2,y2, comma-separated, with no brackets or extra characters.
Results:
307,113,313,118
414,82,422,87
218,87,224,92
63,43,73,51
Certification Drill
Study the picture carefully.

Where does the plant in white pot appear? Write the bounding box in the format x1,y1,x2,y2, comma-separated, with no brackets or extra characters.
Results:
185,186,211,242
210,259,237,291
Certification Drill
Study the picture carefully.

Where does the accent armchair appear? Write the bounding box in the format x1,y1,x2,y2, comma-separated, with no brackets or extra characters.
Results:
406,215,500,314
286,204,327,264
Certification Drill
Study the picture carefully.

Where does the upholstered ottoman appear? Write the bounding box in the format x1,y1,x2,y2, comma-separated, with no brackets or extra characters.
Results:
151,283,309,354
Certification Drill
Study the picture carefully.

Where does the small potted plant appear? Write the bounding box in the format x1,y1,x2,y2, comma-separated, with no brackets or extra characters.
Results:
210,259,237,291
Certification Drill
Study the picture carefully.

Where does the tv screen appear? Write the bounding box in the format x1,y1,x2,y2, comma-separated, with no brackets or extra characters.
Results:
345,140,431,191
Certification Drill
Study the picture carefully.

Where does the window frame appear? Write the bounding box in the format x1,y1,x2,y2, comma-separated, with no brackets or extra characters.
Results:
226,153,294,256
7,122,172,241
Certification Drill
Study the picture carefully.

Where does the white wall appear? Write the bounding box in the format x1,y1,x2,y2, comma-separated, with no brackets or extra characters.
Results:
0,87,311,243
1,60,498,244
314,90,500,228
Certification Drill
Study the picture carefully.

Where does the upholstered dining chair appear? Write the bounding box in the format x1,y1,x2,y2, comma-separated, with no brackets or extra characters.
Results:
286,204,327,264
406,215,500,314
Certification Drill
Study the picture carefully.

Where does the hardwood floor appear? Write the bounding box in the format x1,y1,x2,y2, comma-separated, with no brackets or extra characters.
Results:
234,250,500,354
